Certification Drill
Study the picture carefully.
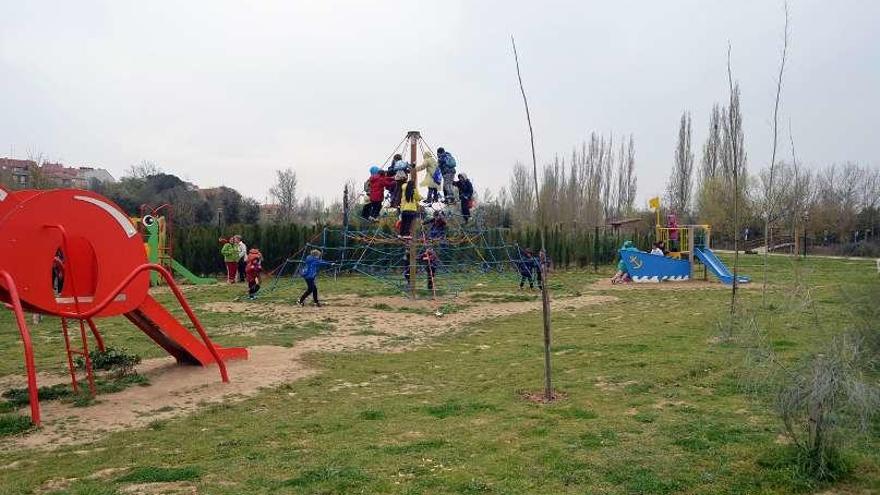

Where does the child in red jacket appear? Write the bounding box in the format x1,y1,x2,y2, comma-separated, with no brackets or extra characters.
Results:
364,166,395,221
245,248,263,300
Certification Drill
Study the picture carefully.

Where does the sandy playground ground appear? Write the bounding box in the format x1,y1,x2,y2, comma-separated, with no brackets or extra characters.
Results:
5,291,622,450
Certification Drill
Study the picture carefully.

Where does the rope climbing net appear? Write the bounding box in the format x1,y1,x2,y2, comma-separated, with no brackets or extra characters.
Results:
266,131,544,298
268,215,540,299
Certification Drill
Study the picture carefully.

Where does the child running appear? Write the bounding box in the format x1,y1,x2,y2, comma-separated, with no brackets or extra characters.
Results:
245,248,263,300
299,249,333,307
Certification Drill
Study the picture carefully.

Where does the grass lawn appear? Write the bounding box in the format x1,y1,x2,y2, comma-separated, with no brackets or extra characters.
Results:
0,254,877,494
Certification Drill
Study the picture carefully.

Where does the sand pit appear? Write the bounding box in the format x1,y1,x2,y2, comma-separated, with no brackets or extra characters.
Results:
4,292,616,450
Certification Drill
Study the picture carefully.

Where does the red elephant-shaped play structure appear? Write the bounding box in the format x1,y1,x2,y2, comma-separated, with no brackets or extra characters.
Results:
0,186,247,426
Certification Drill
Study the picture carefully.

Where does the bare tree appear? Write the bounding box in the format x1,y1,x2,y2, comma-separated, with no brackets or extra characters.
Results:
726,44,743,316
600,135,614,222
508,162,535,227
269,168,298,223
26,151,56,190
512,35,555,402
613,136,637,217
125,160,162,179
621,135,637,215
762,2,790,305
720,91,748,190
296,195,326,225
701,104,723,182
506,132,635,229
667,111,694,217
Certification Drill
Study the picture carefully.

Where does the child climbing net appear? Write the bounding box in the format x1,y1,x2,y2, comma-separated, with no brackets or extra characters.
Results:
261,132,548,301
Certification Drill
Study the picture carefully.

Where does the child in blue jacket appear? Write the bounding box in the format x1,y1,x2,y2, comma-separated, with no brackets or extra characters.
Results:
516,249,537,289
298,249,333,307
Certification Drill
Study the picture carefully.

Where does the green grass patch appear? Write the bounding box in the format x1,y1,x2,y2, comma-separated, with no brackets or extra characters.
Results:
281,466,369,489
423,400,499,419
358,408,385,421
0,413,33,437
0,258,876,493
116,466,201,483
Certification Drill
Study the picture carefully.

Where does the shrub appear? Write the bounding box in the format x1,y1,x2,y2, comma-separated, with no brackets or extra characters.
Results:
75,347,141,377
775,332,880,480
2,383,72,408
0,413,34,437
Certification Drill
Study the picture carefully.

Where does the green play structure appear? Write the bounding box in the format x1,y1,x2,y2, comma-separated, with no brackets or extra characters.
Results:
136,204,215,286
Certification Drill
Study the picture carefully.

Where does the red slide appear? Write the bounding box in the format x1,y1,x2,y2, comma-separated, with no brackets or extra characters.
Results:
125,295,248,365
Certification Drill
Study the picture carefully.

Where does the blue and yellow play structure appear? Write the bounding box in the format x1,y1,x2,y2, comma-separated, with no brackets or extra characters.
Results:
618,203,750,284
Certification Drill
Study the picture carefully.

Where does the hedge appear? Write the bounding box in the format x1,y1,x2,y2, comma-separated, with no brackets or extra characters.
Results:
171,223,654,276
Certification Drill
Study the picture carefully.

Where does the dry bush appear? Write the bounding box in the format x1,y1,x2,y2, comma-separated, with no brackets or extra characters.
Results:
775,331,879,480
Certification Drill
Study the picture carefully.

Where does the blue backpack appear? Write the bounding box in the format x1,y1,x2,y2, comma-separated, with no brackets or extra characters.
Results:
432,167,442,184
440,152,457,172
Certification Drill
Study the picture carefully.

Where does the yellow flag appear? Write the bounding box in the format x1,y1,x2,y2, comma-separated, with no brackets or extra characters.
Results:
648,197,660,210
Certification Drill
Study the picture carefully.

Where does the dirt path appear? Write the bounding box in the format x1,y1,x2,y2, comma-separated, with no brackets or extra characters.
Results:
4,292,616,450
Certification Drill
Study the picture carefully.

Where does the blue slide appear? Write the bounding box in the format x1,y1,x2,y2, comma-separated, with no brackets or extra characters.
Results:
694,247,750,284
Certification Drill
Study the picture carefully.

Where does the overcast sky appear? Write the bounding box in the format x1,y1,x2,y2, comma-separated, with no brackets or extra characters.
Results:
2,1,877,206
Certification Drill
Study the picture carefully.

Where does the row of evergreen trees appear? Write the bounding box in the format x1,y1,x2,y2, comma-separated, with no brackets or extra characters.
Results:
171,223,653,277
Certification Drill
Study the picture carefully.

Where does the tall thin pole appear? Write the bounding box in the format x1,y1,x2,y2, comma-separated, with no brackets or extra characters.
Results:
512,36,553,402
407,131,420,298
341,183,350,278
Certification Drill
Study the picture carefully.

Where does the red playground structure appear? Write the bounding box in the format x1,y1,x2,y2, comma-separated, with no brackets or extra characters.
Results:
0,186,247,426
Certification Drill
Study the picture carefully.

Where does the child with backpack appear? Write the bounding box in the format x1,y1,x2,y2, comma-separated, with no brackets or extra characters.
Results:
363,166,395,220
437,147,457,203
245,248,263,300
298,249,334,307
389,154,411,208
398,180,421,239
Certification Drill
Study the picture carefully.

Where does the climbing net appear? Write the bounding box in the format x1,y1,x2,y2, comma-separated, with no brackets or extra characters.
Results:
267,132,542,298
269,211,536,298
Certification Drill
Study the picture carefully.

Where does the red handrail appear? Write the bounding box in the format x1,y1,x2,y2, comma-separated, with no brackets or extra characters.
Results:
50,263,230,383
0,270,41,426
45,224,228,381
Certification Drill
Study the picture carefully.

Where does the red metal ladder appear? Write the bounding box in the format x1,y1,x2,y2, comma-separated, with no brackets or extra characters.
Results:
60,317,97,396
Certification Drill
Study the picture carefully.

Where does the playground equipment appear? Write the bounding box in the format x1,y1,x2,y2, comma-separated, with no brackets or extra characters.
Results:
267,131,529,298
619,201,750,284
269,223,524,298
135,204,214,286
0,187,247,426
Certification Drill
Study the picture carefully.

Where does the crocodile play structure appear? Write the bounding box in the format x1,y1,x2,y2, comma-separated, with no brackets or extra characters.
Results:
0,187,247,426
